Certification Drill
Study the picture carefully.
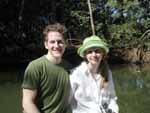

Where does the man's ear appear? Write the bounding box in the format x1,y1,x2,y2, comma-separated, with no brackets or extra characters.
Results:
44,41,48,49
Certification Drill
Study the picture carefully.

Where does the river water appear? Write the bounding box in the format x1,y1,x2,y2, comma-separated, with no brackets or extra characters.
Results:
0,63,150,113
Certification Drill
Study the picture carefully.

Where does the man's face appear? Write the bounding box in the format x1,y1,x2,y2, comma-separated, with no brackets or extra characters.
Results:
44,31,66,59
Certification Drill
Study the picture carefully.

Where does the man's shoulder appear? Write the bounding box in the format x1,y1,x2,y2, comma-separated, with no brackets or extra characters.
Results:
27,55,46,67
31,55,45,63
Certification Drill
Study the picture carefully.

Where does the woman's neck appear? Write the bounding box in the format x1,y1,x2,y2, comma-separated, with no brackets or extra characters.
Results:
87,63,99,74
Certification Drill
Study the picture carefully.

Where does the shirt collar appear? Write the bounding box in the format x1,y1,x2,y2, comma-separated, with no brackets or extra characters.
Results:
83,64,100,80
80,61,101,80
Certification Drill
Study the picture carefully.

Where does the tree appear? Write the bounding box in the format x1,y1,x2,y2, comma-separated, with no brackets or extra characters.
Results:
68,0,150,49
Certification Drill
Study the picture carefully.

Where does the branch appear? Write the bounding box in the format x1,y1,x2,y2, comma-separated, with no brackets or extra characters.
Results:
87,0,95,35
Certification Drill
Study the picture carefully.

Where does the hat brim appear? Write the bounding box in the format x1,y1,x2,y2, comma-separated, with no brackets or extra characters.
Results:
78,43,109,57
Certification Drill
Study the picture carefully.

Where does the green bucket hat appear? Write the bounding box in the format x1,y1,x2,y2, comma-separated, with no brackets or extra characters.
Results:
77,35,109,57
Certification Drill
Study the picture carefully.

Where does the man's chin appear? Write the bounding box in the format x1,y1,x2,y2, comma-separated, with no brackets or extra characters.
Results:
53,54,63,58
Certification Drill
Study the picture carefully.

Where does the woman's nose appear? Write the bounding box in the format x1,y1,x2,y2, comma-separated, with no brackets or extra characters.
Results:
91,51,96,56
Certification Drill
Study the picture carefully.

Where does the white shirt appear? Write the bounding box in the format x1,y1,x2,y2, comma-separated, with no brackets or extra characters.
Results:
70,62,119,113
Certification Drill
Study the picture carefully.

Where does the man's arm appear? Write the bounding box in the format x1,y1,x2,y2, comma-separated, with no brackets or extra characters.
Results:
22,89,40,113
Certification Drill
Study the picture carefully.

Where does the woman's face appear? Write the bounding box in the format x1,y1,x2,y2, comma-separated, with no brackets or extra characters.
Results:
85,47,104,66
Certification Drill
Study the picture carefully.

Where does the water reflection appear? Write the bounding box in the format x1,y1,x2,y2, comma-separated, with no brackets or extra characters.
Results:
0,63,150,113
111,63,150,113
136,78,144,88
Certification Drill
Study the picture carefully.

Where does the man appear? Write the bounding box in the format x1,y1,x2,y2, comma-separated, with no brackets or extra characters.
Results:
22,23,72,113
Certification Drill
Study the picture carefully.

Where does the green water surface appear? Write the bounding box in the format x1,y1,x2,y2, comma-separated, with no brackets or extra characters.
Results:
0,64,150,113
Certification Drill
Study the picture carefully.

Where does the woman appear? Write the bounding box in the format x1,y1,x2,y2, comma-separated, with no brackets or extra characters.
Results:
70,35,119,113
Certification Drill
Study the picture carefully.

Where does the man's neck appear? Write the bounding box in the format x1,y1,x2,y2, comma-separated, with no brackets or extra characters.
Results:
46,53,61,64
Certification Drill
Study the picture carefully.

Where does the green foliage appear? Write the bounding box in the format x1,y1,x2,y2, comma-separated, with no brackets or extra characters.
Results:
108,22,139,47
106,0,118,7
0,0,149,59
67,0,149,49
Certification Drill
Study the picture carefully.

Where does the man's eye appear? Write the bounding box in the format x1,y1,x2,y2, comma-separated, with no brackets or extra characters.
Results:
49,40,55,43
49,40,64,44
57,40,64,44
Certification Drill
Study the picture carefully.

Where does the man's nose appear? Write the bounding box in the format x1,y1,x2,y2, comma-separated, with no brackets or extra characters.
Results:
54,41,59,47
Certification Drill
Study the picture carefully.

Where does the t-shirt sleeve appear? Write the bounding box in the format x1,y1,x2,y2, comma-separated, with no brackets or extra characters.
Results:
22,62,40,89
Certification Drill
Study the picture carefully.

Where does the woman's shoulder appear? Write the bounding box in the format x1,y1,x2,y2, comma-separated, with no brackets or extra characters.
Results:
70,62,87,76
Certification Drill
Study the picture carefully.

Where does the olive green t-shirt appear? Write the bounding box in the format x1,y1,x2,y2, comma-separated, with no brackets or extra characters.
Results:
22,55,72,113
